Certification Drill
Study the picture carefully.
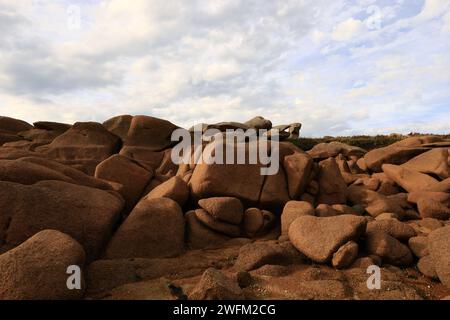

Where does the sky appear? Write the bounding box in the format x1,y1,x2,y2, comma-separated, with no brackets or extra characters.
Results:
0,0,449,136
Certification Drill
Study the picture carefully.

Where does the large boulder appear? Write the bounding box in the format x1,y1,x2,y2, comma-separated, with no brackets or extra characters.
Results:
242,208,265,237
189,140,270,206
283,152,313,199
0,147,45,161
0,131,22,146
315,204,341,217
428,226,450,289
0,116,33,134
241,208,275,238
95,154,153,210
24,157,112,189
190,161,265,206
105,197,185,259
145,176,189,207
371,172,400,195
16,128,63,147
258,166,290,210
366,219,416,241
35,122,121,175
0,180,123,259
34,121,71,132
124,115,178,151
119,147,165,172
365,232,413,266
102,115,133,141
426,177,450,193
185,211,230,249
288,215,367,263
243,116,272,130
407,191,450,220
347,185,406,218
234,241,304,271
0,157,116,192
393,136,444,147
408,236,429,258
408,218,445,235
417,255,438,279
18,122,70,150
194,209,241,237
402,148,450,179
0,230,85,299
190,162,266,207
363,137,433,172
198,197,244,224
307,142,366,159
0,158,79,185
382,164,439,193
316,158,347,205
281,201,315,235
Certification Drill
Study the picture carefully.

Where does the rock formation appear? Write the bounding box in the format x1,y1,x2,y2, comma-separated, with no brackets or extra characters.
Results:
0,114,449,300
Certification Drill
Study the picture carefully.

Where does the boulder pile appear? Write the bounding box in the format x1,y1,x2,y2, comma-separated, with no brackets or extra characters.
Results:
0,114,449,300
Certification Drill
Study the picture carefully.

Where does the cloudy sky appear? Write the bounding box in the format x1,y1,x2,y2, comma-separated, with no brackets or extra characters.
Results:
0,0,449,136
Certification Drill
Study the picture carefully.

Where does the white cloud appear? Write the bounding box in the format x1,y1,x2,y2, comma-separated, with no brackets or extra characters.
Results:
332,18,367,42
0,0,449,136
442,10,450,32
415,0,450,21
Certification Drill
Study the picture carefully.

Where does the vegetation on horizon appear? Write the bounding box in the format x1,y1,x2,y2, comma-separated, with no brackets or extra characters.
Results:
291,133,450,151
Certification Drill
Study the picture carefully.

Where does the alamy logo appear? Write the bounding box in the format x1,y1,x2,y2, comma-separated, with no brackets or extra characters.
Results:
67,5,81,30
366,265,381,290
171,124,280,176
66,265,82,290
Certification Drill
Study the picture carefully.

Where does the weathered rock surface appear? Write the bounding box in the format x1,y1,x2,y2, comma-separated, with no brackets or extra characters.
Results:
145,176,189,207
283,152,313,199
408,191,450,220
1,115,449,300
316,158,347,205
0,157,109,188
36,122,121,175
185,211,231,249
105,197,185,259
194,209,241,237
365,232,413,266
0,116,33,134
234,241,304,271
0,230,85,299
428,226,450,289
347,185,406,218
190,158,265,206
382,164,439,193
417,255,438,279
188,268,244,300
244,116,272,130
288,215,367,263
363,136,438,172
281,201,315,234
366,219,416,241
242,208,265,237
307,142,366,159
95,154,153,210
408,236,429,258
0,180,123,259
198,197,244,224
331,241,359,269
402,148,450,179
